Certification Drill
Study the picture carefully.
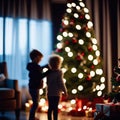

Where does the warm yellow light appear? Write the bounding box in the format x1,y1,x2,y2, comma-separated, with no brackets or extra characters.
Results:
41,106,48,112
63,78,66,83
68,32,73,37
86,32,91,38
92,38,97,44
87,21,93,28
76,6,80,10
70,99,76,104
66,8,72,13
78,73,83,79
43,68,48,72
97,91,102,96
76,25,81,30
95,50,100,56
63,19,69,25
68,52,73,57
89,107,92,111
100,77,105,83
85,14,90,20
71,67,77,73
67,3,72,8
92,45,97,51
72,89,77,94
90,71,95,77
58,104,62,109
84,8,89,13
72,2,76,7
63,31,68,37
83,105,87,110
43,77,47,88
93,59,98,65
78,85,83,91
78,39,84,45
96,69,103,75
57,35,63,41
74,13,79,18
96,85,100,90
100,83,105,90
25,103,30,107
39,98,46,106
93,88,96,92
88,55,93,61
65,47,70,52
57,43,62,49
84,69,87,72
28,100,33,105
79,2,85,7
39,89,43,95
62,68,67,73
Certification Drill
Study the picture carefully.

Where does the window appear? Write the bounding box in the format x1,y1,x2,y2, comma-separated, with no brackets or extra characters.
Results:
0,17,52,86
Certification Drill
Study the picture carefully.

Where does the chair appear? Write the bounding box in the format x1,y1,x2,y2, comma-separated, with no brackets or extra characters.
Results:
0,61,21,120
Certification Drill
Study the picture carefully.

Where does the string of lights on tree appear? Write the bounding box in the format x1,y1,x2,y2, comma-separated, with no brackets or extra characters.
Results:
54,0,106,98
109,58,120,100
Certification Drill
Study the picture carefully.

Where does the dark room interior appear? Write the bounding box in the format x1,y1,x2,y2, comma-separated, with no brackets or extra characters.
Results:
0,0,120,120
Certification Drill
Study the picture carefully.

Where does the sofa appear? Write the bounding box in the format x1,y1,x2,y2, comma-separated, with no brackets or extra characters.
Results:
0,62,21,120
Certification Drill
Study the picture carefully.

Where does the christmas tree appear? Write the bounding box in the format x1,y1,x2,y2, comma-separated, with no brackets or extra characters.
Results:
54,0,106,99
109,58,120,102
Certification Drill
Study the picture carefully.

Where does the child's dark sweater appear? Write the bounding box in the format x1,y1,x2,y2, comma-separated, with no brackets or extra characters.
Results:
27,62,48,89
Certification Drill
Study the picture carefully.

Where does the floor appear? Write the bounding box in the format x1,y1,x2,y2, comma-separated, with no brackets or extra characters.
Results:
0,111,94,120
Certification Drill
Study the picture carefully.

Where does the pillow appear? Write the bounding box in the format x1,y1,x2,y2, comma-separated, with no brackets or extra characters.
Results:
0,74,5,81
0,74,6,87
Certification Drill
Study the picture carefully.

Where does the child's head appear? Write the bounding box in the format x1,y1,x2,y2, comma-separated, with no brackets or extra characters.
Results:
30,49,43,63
48,54,63,70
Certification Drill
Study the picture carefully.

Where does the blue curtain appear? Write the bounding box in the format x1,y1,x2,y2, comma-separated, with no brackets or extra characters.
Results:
0,17,52,85
0,0,52,86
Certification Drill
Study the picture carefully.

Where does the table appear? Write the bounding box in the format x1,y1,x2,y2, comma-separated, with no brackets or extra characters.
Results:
94,103,120,119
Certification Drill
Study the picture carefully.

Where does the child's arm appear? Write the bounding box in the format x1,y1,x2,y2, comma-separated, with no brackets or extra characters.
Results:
41,64,50,69
39,69,51,79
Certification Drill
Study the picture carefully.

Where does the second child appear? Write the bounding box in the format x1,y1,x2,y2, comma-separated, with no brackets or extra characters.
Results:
46,54,68,120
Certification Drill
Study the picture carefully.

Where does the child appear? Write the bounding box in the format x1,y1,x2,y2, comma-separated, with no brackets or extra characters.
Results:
46,54,68,120
26,49,49,120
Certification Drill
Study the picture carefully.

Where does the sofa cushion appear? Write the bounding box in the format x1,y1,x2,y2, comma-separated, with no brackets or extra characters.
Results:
0,88,15,100
0,74,5,87
0,81,5,87
0,99,16,110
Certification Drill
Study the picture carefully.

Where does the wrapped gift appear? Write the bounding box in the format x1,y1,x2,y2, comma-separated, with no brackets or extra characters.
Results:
103,104,113,116
103,103,120,117
85,110,94,117
95,103,120,119
96,103,104,112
